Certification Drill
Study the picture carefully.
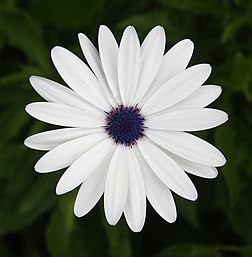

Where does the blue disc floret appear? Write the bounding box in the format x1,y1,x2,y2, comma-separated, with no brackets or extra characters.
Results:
105,105,145,146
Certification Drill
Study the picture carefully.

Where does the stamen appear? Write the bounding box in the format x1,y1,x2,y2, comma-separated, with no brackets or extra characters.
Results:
105,105,145,146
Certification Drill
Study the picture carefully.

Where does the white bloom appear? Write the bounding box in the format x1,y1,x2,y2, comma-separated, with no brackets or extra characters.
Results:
25,25,228,232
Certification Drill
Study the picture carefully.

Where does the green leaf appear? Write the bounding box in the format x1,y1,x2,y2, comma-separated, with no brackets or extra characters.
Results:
0,146,57,236
117,10,169,37
230,52,252,102
158,244,221,257
218,183,252,242
158,244,193,257
69,209,107,257
0,244,14,257
159,0,228,16
190,246,222,257
0,7,49,71
234,119,252,178
0,66,44,86
242,245,252,257
174,196,199,229
20,175,58,215
215,123,244,207
221,15,249,43
190,246,221,257
46,191,76,257
29,0,103,30
0,106,30,142
103,218,132,257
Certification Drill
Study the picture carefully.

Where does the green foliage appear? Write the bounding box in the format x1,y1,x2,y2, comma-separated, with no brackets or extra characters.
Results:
0,6,49,71
103,218,132,257
46,192,76,257
1,0,252,256
29,0,104,30
230,53,252,102
158,244,222,257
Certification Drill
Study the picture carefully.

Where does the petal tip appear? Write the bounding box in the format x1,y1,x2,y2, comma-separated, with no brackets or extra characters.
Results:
29,75,42,87
124,25,136,34
74,205,84,218
106,218,119,226
215,151,227,167
188,190,198,201
24,137,30,148
157,25,164,29
177,39,194,51
155,25,165,38
55,183,64,195
185,38,193,43
105,208,121,226
192,192,198,201
185,39,194,49
210,85,222,100
221,113,229,126
207,64,212,73
168,213,177,223
203,63,212,70
221,157,227,166
186,186,198,201
25,104,31,114
199,63,212,79
130,225,143,233
35,154,60,173
210,170,219,179
216,85,222,94
196,63,211,71
29,75,35,83
34,162,44,173
99,24,109,33
51,46,63,58
25,103,39,117
78,33,85,40
51,46,58,53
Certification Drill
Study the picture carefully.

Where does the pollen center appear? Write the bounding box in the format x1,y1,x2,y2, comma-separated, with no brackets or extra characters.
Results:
105,105,145,146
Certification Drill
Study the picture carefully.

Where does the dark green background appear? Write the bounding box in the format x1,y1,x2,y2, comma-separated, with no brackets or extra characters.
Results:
1,0,252,256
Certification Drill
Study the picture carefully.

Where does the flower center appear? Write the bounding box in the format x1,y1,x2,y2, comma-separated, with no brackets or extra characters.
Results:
105,105,145,146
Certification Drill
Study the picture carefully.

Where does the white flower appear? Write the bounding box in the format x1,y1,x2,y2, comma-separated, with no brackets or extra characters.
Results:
25,25,228,232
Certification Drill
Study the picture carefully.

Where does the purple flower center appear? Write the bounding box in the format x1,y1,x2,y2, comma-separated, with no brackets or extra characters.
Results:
105,105,145,146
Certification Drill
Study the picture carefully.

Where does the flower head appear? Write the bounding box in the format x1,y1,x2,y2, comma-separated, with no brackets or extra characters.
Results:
25,25,228,232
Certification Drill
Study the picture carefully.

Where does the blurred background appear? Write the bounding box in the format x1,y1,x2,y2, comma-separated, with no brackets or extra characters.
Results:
0,0,252,256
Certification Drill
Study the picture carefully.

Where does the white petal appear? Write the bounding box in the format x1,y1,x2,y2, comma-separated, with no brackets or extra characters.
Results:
78,33,116,106
74,148,114,217
146,129,226,167
98,25,121,103
104,145,129,225
56,138,113,195
118,26,140,105
169,85,222,111
29,76,98,113
147,108,228,131
135,148,177,222
140,39,194,105
124,149,146,232
25,102,103,127
138,138,198,201
142,64,212,115
133,26,165,104
51,46,109,110
169,152,218,179
24,127,103,151
35,133,106,173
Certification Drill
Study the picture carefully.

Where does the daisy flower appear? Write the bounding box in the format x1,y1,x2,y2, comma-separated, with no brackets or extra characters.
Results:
25,25,228,232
